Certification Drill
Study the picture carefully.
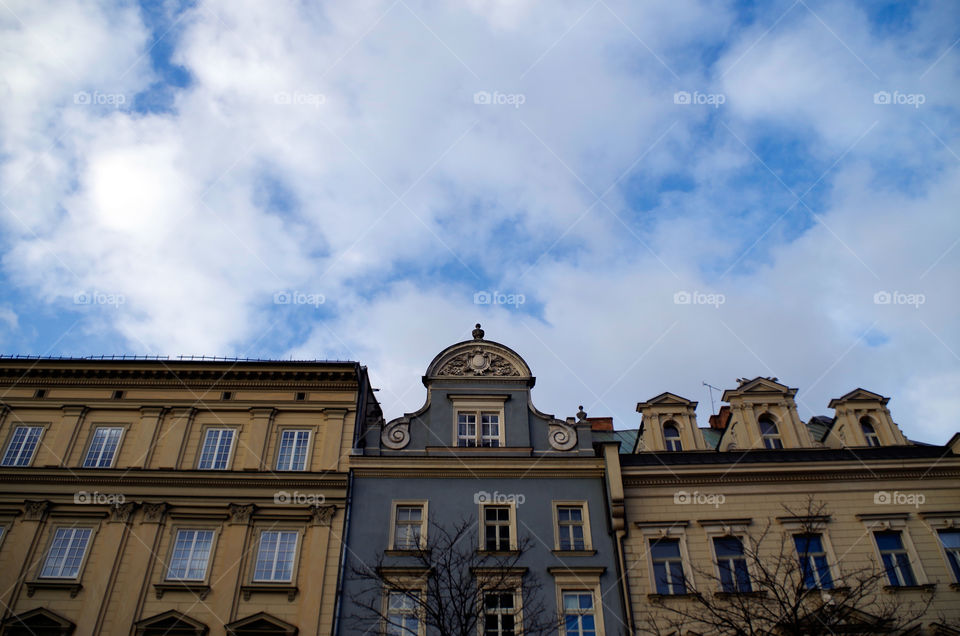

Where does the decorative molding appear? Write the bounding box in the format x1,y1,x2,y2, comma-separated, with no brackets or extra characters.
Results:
240,584,298,601
26,580,83,598
229,503,256,525
548,418,578,451
381,419,411,450
623,467,960,486
437,347,522,377
154,582,211,600
310,504,336,527
23,499,50,521
110,502,137,523
142,502,168,523
0,471,348,490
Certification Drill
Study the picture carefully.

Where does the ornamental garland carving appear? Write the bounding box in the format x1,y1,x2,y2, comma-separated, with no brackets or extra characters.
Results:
548,418,578,451
437,348,521,377
382,419,411,450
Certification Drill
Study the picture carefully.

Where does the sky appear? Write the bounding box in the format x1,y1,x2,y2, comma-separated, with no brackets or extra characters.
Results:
0,0,958,443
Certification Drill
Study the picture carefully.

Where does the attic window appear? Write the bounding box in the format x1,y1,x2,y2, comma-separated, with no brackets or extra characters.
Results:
759,415,783,449
663,422,682,451
860,418,881,447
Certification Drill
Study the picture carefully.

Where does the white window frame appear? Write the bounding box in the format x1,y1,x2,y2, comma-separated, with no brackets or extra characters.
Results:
858,514,928,587
383,588,424,636
637,522,694,597
196,427,237,470
479,501,517,552
252,529,299,583
449,396,508,448
777,516,841,589
860,418,882,447
82,426,125,468
275,428,311,471
166,528,217,581
553,501,593,552
921,513,960,585
1,425,44,467
699,519,756,594
662,421,682,452
389,500,428,551
39,526,94,579
758,415,783,449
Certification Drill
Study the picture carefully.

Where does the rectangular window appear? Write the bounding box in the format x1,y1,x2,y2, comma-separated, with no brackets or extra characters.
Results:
167,529,214,580
457,413,478,447
276,430,310,471
2,426,42,467
557,506,586,550
386,591,420,636
197,428,234,470
83,427,123,468
562,591,597,636
874,531,916,587
714,536,752,593
484,506,511,551
40,528,92,578
480,414,500,447
394,505,424,550
650,538,686,595
939,530,960,583
484,590,516,636
253,530,298,582
793,534,833,589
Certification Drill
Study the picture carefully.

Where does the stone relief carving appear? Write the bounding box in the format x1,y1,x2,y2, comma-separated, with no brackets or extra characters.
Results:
382,419,411,450
24,500,50,521
110,502,137,523
548,417,578,451
437,348,521,377
142,502,168,523
229,503,256,525
310,504,337,526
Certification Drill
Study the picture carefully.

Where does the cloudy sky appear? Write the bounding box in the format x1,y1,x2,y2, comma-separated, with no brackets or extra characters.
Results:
1,0,958,442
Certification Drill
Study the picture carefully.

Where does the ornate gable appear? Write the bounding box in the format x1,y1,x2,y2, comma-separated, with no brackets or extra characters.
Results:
2,607,75,636
828,387,889,407
226,612,298,636
721,376,796,401
134,610,208,636
424,324,532,383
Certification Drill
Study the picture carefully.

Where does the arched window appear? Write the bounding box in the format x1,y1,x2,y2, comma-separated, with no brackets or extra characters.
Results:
758,415,783,449
860,417,881,447
663,422,682,451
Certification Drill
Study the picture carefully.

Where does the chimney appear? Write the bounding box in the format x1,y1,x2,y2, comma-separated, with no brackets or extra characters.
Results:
708,405,731,430
586,417,613,432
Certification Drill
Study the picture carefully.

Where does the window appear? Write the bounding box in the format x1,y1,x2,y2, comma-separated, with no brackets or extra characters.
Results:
253,531,298,582
83,427,123,468
275,430,310,471
197,429,234,470
758,416,783,449
2,426,43,467
457,411,501,447
714,536,752,593
663,423,682,451
484,591,516,636
40,528,92,578
861,418,881,447
650,538,686,595
562,591,597,636
167,530,214,580
386,591,420,636
938,530,960,583
484,506,512,551
393,505,424,550
874,531,916,587
557,506,586,551
793,534,833,589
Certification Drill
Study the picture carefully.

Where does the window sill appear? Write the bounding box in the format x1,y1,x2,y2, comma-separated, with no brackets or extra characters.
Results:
715,590,766,599
26,580,82,598
384,549,431,557
241,584,298,601
648,593,697,601
478,550,520,557
552,549,597,557
154,582,211,600
883,584,935,593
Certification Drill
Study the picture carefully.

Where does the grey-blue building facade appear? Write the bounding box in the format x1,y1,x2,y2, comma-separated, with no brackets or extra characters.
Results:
336,325,628,636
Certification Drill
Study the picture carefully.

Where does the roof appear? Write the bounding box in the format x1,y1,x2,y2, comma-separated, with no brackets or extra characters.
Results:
701,427,722,449
806,415,835,442
592,429,639,454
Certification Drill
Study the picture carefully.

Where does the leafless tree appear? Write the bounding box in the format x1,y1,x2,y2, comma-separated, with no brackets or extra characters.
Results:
638,499,933,636
346,518,561,636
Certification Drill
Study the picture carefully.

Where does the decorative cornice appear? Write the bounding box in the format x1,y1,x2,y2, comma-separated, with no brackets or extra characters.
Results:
623,467,960,486
0,470,347,489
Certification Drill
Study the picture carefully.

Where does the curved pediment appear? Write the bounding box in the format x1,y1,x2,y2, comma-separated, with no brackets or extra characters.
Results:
424,324,533,383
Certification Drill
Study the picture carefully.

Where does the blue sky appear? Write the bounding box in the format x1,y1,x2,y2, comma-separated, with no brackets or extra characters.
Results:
1,0,958,442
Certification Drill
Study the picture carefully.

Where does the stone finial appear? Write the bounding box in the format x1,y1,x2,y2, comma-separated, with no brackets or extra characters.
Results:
576,405,587,421
472,323,484,339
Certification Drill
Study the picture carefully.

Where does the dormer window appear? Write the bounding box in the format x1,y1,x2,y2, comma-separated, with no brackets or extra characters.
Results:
758,415,783,449
860,418,881,447
663,423,682,451
457,411,501,447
